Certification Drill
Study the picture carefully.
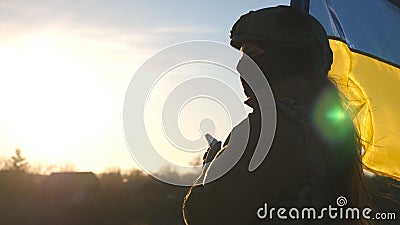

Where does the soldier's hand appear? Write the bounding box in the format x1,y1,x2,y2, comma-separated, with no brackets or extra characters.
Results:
203,140,222,166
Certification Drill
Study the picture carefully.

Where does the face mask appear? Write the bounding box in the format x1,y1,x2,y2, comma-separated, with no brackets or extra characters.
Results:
237,52,286,89
236,55,262,108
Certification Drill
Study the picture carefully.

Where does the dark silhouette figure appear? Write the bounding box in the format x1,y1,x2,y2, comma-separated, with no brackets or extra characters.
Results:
184,6,368,225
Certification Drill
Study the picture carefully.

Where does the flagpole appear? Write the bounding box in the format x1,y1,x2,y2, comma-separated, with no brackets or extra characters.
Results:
290,0,310,13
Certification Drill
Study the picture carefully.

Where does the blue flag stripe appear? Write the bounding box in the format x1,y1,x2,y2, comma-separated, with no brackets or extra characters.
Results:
310,0,400,66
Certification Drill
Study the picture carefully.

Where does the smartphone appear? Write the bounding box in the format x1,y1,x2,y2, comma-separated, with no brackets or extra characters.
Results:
205,133,218,147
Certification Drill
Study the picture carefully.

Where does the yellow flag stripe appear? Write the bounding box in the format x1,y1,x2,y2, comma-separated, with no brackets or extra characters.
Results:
328,39,400,181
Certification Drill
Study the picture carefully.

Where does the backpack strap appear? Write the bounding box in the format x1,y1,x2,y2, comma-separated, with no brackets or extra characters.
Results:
276,97,308,125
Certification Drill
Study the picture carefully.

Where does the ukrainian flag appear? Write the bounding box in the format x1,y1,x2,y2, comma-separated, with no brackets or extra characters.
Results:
305,0,400,180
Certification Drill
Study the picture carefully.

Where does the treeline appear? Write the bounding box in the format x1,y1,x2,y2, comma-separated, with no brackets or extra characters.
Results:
0,150,194,225
0,170,191,225
0,150,399,225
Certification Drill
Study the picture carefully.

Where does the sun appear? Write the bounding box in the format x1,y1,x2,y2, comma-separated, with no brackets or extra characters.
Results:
0,32,117,170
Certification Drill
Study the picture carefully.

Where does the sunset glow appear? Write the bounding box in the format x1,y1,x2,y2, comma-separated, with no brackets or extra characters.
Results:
0,0,288,173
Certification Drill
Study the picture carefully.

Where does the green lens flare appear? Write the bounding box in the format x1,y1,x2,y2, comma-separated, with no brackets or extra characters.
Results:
312,89,353,142
326,106,346,122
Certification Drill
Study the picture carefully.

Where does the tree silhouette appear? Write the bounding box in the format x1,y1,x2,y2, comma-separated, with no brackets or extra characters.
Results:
9,149,28,171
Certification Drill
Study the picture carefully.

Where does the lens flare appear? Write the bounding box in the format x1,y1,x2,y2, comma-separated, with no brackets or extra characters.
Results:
312,88,353,142
326,106,346,122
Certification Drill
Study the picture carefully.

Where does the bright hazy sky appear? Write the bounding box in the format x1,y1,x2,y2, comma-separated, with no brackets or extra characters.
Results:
0,0,289,173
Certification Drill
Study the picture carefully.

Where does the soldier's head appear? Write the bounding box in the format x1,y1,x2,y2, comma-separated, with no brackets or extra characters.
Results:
230,6,333,80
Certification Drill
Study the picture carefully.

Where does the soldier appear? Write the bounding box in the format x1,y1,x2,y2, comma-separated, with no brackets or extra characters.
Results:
184,6,367,225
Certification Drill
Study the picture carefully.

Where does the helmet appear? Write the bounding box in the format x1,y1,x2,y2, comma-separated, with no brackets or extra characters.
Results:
230,5,333,72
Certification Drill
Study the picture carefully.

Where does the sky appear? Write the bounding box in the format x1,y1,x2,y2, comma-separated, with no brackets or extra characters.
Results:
0,0,290,173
